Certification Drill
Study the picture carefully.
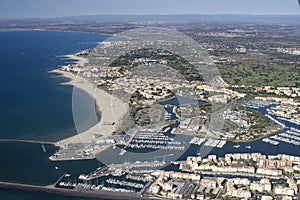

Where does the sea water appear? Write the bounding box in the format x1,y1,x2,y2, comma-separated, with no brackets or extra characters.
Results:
0,30,107,199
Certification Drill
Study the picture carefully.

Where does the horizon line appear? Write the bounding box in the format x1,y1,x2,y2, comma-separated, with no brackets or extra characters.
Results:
1,13,300,20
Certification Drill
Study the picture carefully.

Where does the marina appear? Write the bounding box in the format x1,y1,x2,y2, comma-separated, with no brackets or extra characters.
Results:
106,178,145,189
128,143,185,150
101,186,136,193
204,139,227,148
189,137,205,146
128,131,185,150
246,101,300,148
71,182,138,193
109,160,166,170
55,170,149,196
291,127,300,133
58,181,77,188
262,138,279,145
270,135,300,146
189,137,227,148
0,180,146,200
262,127,300,146
125,174,153,182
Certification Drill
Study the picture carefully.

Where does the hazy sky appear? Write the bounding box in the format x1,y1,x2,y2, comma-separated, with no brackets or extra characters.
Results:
0,0,299,19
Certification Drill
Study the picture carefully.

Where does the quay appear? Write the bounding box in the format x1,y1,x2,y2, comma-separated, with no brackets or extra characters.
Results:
54,172,68,187
0,139,54,145
0,180,156,200
266,114,286,128
106,178,145,189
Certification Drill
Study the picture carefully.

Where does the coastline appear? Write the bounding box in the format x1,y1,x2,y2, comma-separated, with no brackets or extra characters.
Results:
0,29,138,200
62,54,88,66
49,57,128,154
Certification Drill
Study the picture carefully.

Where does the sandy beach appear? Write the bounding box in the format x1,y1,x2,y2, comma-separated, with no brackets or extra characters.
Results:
51,68,128,147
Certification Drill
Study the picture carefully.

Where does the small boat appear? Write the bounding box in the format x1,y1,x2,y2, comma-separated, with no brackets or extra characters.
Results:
171,128,176,134
164,104,171,108
245,145,251,149
119,149,127,156
163,127,171,133
233,144,240,149
55,166,59,170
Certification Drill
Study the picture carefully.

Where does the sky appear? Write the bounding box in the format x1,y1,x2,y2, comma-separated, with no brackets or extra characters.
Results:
0,0,299,19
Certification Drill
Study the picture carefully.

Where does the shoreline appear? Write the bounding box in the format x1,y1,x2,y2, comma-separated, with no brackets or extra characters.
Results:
0,28,111,39
62,54,89,66
49,66,129,155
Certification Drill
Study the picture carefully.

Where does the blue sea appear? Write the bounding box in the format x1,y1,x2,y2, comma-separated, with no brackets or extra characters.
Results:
0,30,108,200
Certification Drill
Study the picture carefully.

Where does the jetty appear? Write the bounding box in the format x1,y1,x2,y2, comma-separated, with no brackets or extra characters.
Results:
41,144,47,152
0,180,154,200
0,139,54,145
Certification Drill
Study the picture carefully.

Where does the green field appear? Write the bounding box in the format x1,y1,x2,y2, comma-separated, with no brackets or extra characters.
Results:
219,64,300,87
